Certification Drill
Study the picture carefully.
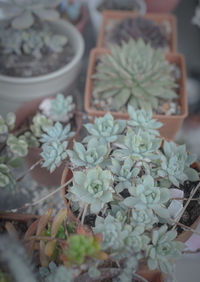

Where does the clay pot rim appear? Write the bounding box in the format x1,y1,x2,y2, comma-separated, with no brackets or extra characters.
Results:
97,10,177,52
84,47,188,121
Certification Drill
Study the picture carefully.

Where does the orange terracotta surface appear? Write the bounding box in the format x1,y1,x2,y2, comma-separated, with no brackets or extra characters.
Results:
84,48,188,140
97,10,177,53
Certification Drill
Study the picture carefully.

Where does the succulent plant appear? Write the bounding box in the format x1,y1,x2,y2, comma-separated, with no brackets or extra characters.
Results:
30,113,53,138
0,113,16,135
124,175,170,219
131,207,158,230
41,141,68,173
110,17,168,50
70,166,114,214
83,113,126,143
7,134,28,157
67,139,109,168
62,233,104,266
146,225,185,273
113,128,161,162
92,39,177,111
0,164,16,190
40,122,74,144
39,94,75,122
40,262,74,282
94,215,149,260
0,24,68,59
110,158,140,193
98,0,145,12
158,141,199,187
0,0,62,30
127,105,162,136
19,132,39,148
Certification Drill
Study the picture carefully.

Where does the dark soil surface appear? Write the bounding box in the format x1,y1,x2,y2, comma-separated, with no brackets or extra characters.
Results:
177,180,200,234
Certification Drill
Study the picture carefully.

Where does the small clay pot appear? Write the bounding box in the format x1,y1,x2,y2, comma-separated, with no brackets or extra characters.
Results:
145,0,180,13
84,48,188,140
15,97,82,188
97,10,177,52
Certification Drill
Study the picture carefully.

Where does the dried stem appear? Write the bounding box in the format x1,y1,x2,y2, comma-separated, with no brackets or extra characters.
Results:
172,182,200,230
24,235,65,244
169,218,200,236
171,197,200,201
10,178,73,212
16,159,43,183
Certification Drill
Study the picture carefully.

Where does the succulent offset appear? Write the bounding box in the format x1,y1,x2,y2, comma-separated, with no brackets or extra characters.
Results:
39,94,75,122
92,39,177,111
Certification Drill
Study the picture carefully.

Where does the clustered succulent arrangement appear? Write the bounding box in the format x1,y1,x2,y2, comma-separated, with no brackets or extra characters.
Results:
0,108,200,281
59,107,198,280
0,93,76,190
0,112,29,190
92,39,177,112
0,0,69,76
109,17,169,50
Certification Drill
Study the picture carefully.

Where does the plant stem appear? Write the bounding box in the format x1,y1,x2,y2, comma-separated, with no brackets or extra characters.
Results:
168,218,200,236
171,197,200,201
10,178,73,212
81,205,88,225
16,159,43,183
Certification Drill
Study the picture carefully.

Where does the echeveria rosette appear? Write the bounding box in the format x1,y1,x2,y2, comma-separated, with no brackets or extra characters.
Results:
127,105,162,136
41,141,68,173
131,207,158,230
30,113,53,138
67,139,109,168
39,94,75,123
157,141,199,187
92,39,177,111
83,113,126,143
94,215,149,260
146,225,185,273
124,175,170,219
40,122,74,144
70,167,114,214
113,129,161,162
110,158,140,193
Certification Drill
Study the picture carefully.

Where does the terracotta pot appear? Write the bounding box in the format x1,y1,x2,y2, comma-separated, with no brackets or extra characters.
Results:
15,97,82,188
61,168,164,281
145,0,180,13
61,6,87,34
84,48,188,140
97,10,177,52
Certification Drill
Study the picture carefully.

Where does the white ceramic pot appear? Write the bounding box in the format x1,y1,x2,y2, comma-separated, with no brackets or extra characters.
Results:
88,0,146,36
0,20,85,117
